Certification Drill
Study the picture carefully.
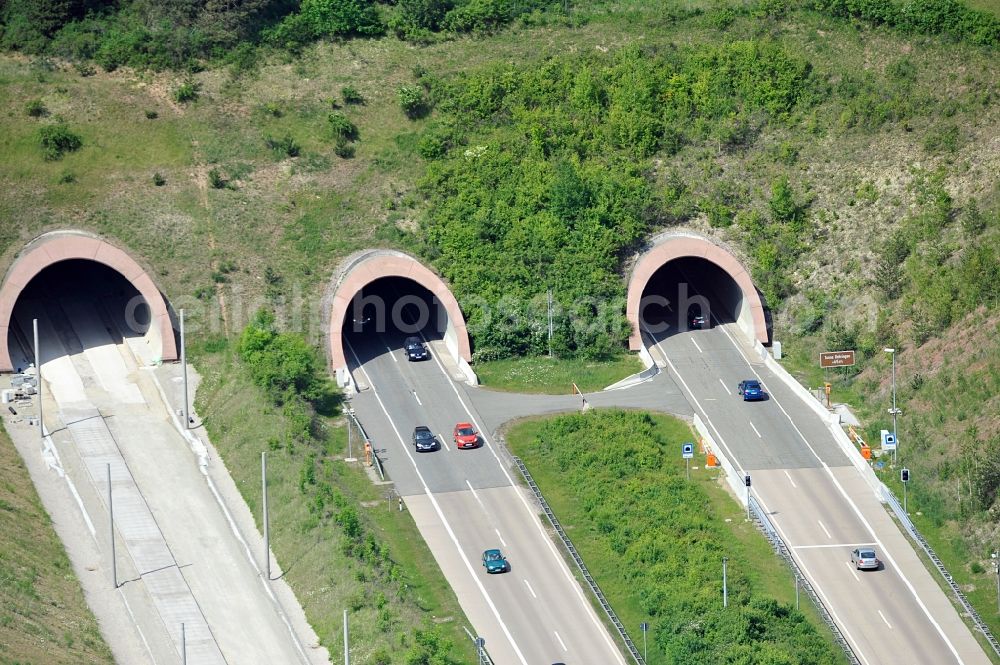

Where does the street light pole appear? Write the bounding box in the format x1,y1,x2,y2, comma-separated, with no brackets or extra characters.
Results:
885,348,898,464
993,550,999,616
723,557,729,608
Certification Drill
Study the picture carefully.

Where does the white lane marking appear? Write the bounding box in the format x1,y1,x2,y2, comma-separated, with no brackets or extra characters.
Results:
495,529,508,548
846,561,860,582
715,323,967,664
440,433,450,451
466,480,487,511
879,610,892,629
554,631,567,652
749,421,762,438
412,390,423,406
783,470,798,488
385,344,398,363
794,543,871,549
718,378,730,394
691,337,703,353
345,340,530,665
420,334,627,665
818,520,832,539
524,579,537,599
652,334,872,665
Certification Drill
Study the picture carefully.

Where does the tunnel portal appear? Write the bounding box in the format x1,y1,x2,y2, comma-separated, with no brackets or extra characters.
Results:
627,234,768,349
0,232,176,372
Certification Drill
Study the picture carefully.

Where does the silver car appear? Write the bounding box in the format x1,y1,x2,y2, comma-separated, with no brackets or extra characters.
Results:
851,547,880,570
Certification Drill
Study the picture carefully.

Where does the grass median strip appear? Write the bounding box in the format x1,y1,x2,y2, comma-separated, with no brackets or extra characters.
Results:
474,354,643,394
506,409,848,664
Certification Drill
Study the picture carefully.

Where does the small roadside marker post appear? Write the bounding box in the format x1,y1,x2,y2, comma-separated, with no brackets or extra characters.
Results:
745,474,752,521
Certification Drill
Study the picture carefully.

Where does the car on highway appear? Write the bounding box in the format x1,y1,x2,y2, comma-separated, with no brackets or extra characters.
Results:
482,548,509,573
453,422,479,449
737,379,765,401
412,425,438,452
688,305,706,330
851,547,881,570
403,336,429,361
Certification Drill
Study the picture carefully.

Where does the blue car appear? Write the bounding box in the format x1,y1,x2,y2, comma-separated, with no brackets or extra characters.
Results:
482,548,509,574
737,379,765,401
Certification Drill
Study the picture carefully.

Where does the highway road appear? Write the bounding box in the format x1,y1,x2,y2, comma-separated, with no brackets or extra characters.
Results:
345,321,628,665
645,301,992,665
7,277,323,665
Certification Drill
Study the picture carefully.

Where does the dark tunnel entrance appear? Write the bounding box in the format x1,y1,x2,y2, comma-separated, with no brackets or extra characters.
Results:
6,260,149,372
341,276,449,366
638,257,745,340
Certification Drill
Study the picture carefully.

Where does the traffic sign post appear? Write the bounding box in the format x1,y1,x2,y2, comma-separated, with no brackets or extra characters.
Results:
640,622,649,663
744,474,752,521
901,467,910,514
682,442,694,480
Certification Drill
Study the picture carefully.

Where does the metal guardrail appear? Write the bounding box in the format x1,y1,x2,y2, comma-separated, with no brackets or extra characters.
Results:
882,487,1000,658
748,495,862,665
512,456,645,665
462,625,496,665
344,406,385,481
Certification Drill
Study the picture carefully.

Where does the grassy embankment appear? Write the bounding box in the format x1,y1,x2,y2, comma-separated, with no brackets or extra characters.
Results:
474,354,643,393
0,429,112,664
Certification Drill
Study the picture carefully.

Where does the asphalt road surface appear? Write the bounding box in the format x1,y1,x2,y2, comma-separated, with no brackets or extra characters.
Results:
646,308,992,665
8,289,322,665
346,325,628,665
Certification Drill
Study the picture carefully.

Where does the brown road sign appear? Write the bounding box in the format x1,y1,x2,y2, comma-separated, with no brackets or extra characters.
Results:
820,350,856,368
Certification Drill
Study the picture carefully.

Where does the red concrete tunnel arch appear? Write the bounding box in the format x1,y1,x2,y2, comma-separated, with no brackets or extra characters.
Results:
626,234,768,350
0,231,177,372
328,251,472,370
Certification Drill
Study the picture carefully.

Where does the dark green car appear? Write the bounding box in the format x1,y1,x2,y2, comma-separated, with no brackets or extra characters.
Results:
482,548,509,574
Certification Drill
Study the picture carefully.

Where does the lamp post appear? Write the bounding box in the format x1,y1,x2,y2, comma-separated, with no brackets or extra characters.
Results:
722,557,729,608
884,348,900,464
993,550,999,616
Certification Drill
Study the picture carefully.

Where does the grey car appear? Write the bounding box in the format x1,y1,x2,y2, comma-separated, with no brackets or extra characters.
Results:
851,547,880,570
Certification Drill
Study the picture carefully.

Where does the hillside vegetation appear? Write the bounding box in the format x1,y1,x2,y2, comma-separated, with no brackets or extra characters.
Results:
0,429,112,663
1,0,999,659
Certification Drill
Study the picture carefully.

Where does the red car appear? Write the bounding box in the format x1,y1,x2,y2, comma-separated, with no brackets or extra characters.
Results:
453,423,479,449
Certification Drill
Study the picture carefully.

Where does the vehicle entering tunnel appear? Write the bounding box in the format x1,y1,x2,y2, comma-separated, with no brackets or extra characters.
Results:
638,257,745,339
6,259,150,372
341,276,448,366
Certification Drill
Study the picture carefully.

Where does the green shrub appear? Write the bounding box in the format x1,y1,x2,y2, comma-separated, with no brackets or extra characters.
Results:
265,0,384,49
174,80,201,103
923,124,961,154
333,138,355,158
57,170,75,184
341,85,364,104
26,99,47,117
237,309,339,410
264,134,301,158
397,85,429,119
38,123,82,161
327,112,359,141
144,110,158,119
208,168,227,189
152,172,166,186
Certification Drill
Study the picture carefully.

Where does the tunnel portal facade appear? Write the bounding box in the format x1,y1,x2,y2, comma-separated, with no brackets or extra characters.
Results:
0,231,177,372
627,233,769,349
328,250,472,384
